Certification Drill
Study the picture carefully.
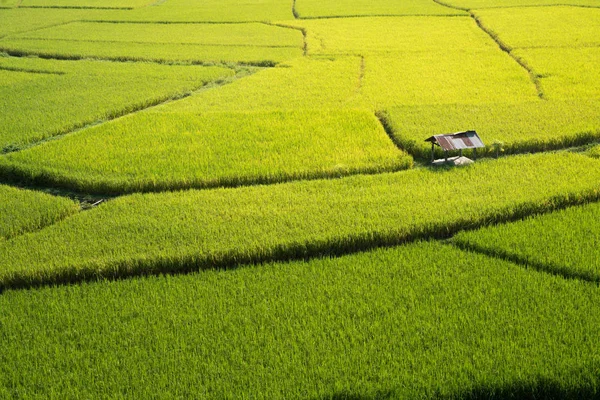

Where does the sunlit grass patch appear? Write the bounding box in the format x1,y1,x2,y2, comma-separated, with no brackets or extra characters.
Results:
1,242,598,397
0,57,233,149
294,0,465,18
160,56,364,112
288,16,494,56
0,21,303,64
20,0,150,8
92,0,294,22
0,110,412,193
382,100,600,159
474,6,600,49
452,202,600,282
1,152,599,288
514,48,600,100
0,184,78,240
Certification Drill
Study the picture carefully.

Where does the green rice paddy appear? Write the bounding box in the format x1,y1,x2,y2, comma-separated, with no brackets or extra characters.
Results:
1,1,600,397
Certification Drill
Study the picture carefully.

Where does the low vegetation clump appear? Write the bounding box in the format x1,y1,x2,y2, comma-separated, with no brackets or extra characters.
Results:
0,21,303,64
1,152,600,288
0,184,79,240
0,57,233,149
1,242,599,397
380,100,600,159
0,110,413,193
452,202,600,282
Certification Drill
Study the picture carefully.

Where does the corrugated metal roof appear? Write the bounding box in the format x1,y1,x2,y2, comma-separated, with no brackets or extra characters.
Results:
425,131,484,151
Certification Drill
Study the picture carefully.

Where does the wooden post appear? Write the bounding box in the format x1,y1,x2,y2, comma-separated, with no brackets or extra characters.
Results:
445,150,448,162
431,142,435,163
473,148,477,161
459,149,463,158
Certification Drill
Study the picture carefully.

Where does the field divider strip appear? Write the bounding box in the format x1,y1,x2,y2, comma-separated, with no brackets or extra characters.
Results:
17,5,135,10
0,47,279,67
6,37,301,49
292,13,469,20
0,20,78,40
264,22,307,56
0,65,65,75
3,189,600,292
450,240,600,285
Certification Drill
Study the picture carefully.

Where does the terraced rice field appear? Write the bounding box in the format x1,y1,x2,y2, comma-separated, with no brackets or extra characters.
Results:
1,0,599,398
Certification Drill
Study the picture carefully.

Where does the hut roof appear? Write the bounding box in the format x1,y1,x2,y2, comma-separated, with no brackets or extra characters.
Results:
425,131,484,151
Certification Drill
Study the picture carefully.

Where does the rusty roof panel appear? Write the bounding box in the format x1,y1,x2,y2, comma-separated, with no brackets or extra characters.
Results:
425,131,484,150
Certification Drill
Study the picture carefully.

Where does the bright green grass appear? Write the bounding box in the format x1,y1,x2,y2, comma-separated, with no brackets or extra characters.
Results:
285,17,538,107
1,242,599,398
160,56,364,112
0,184,79,240
294,0,465,18
474,6,600,49
20,0,149,8
0,9,117,38
513,48,600,100
289,16,495,56
1,152,600,288
589,144,600,158
381,100,600,159
360,53,538,108
441,0,600,9
0,110,413,193
0,57,233,149
1,21,303,64
0,0,18,7
452,202,600,282
92,0,294,22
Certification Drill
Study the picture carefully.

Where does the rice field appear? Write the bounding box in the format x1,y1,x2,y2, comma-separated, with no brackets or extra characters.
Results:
1,152,599,289
452,201,600,282
0,56,233,149
294,0,465,18
0,21,304,64
0,184,79,240
381,100,600,159
1,242,598,398
2,2,600,397
0,110,412,193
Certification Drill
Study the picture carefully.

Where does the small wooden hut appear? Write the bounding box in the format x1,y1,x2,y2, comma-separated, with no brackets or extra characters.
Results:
425,131,484,165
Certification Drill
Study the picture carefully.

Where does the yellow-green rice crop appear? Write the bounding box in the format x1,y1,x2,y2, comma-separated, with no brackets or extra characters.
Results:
589,144,600,159
93,0,294,22
285,17,538,107
294,0,465,18
0,57,233,149
1,152,599,288
1,242,599,398
288,16,493,56
0,110,413,193
474,6,600,49
442,0,600,9
1,21,303,64
360,53,538,108
452,202,600,282
513,48,600,100
381,100,600,159
160,56,364,112
0,0,18,7
20,0,149,8
0,9,118,38
0,184,79,240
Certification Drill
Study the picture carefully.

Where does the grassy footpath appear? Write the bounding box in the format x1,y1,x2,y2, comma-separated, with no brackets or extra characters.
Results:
1,152,600,288
0,57,233,149
452,201,600,282
1,242,598,398
0,184,78,240
380,100,600,160
0,110,412,194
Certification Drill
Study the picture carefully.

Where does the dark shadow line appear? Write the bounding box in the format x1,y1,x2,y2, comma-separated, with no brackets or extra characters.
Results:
450,240,600,285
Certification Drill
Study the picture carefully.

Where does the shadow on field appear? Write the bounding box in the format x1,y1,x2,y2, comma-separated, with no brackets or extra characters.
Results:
317,379,600,400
